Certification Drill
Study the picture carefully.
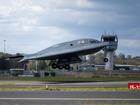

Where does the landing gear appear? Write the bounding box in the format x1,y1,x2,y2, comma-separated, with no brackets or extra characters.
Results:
51,63,70,70
58,65,63,69
64,64,70,70
51,63,71,70
52,63,57,69
104,58,108,62
50,56,81,70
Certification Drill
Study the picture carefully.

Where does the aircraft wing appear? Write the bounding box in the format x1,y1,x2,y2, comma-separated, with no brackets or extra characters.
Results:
19,42,108,62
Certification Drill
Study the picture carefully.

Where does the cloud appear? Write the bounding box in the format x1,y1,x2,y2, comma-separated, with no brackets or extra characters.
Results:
33,0,93,9
1,26,81,54
0,0,139,56
116,39,140,56
119,39,140,48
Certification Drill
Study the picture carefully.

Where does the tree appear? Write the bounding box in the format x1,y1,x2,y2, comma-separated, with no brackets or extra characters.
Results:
127,55,132,59
118,53,125,60
27,60,49,70
38,60,47,70
87,55,95,64
0,56,10,70
94,52,105,64
27,61,36,70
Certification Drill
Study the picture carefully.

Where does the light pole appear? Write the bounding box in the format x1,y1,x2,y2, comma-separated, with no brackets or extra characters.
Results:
35,56,38,71
35,60,38,71
4,40,6,54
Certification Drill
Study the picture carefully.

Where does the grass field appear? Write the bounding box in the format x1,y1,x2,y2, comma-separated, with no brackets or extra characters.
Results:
0,85,139,92
84,103,140,105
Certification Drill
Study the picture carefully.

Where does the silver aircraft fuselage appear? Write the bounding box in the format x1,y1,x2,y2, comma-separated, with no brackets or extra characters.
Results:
10,38,109,69
20,38,108,62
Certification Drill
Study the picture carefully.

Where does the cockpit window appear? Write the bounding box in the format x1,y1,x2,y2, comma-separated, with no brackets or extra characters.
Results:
78,40,86,44
90,40,95,43
90,40,100,43
77,39,100,45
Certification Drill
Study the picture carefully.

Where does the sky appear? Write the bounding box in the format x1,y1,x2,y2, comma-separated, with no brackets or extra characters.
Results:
0,0,140,56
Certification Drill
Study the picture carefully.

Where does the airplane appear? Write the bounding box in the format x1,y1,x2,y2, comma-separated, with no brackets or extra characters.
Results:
10,38,109,70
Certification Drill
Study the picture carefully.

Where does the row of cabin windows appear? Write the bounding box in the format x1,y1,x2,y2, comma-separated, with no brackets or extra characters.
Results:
70,40,99,46
52,39,99,47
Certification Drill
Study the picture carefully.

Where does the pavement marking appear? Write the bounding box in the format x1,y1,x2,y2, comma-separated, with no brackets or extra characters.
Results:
0,98,140,101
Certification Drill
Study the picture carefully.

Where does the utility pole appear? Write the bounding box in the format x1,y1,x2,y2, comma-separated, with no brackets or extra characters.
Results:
35,60,38,71
4,40,6,54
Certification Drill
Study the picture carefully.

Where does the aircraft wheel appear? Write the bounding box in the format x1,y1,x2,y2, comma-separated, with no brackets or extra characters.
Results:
104,58,108,62
52,63,57,69
64,64,70,70
58,65,63,69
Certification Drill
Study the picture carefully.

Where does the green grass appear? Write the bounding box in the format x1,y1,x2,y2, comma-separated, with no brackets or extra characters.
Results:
83,104,140,105
0,87,130,91
0,85,139,92
57,87,130,91
0,87,45,91
0,83,15,86
0,87,139,92
49,87,140,92
0,76,140,82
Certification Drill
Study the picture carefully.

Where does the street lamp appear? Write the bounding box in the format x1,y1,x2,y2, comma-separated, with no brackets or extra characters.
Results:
4,40,6,54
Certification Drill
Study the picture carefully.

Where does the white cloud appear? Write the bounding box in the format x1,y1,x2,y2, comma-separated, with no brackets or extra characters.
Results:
128,28,140,38
33,0,93,9
0,0,139,56
0,6,11,17
1,26,80,54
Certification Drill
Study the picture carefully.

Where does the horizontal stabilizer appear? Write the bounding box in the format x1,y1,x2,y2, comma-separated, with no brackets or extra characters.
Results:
9,53,24,59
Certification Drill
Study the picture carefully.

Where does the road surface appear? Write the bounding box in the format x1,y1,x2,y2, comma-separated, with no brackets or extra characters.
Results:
1,80,140,88
0,91,140,105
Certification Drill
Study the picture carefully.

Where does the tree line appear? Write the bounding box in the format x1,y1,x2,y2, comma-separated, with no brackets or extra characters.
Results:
87,52,140,65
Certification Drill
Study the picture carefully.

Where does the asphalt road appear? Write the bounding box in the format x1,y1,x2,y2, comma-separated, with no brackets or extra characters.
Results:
0,81,140,105
0,91,140,105
1,80,140,88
